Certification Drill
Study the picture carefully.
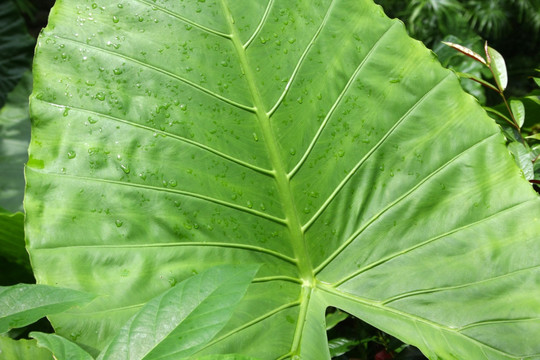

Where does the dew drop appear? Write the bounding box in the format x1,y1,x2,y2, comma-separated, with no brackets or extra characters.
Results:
337,150,345,157
252,132,259,142
96,92,105,101
169,179,177,187
120,164,130,174
247,200,253,208
303,207,311,214
112,16,119,23
289,148,296,155
115,219,123,227
67,151,76,159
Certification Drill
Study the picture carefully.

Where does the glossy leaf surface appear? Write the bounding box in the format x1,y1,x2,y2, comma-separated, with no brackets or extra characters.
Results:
0,284,94,333
97,265,258,360
486,46,508,90
27,0,540,359
509,99,525,129
30,332,93,360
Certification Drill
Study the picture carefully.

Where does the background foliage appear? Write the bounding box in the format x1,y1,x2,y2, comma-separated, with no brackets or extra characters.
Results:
1,0,539,359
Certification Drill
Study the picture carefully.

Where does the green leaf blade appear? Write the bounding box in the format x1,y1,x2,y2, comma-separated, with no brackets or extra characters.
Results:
30,332,94,360
486,46,508,90
98,265,259,360
509,99,525,128
0,284,94,333
27,0,540,359
0,337,53,360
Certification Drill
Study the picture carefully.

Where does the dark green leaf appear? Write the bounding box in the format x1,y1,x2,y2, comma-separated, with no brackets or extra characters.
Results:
0,1,34,108
327,337,360,357
0,211,27,267
325,309,349,331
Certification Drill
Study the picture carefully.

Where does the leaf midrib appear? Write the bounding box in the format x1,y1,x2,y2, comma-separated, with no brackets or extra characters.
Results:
220,1,314,355
219,1,313,282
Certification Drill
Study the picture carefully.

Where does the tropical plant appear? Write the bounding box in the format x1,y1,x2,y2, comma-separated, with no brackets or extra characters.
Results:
443,40,540,185
2,0,540,359
0,0,34,108
0,0,34,287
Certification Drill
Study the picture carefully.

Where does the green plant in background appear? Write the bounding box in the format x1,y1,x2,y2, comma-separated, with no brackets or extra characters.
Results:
1,0,540,359
0,0,34,108
0,0,34,286
374,0,540,108
374,0,540,45
16,0,540,359
444,40,540,185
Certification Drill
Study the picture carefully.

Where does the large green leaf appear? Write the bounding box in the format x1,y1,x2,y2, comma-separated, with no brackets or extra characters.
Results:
27,0,540,359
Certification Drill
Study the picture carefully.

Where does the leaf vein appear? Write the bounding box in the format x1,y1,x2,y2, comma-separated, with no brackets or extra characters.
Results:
243,0,274,49
34,99,273,176
318,285,524,359
133,0,232,39
33,242,297,264
31,170,287,225
267,0,337,117
381,262,540,305
195,300,301,352
304,72,454,232
51,35,255,113
315,132,502,276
